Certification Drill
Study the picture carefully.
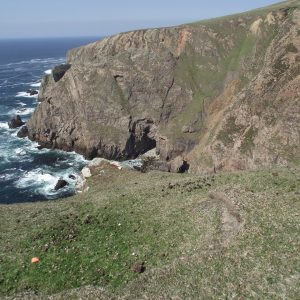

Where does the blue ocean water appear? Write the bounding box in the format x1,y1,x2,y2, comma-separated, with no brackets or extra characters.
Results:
0,37,99,204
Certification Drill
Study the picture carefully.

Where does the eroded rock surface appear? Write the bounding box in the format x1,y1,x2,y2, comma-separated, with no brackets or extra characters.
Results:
27,2,300,172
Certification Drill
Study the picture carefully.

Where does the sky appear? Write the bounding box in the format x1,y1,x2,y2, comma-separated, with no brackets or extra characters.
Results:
0,0,283,39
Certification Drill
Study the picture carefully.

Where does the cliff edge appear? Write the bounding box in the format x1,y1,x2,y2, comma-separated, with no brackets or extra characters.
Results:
27,1,300,172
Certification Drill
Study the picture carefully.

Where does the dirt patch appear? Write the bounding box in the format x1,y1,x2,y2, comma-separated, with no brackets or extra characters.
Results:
208,192,244,246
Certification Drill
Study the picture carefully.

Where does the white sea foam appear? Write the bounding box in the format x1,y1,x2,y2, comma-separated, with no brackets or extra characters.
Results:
26,141,41,151
15,168,74,198
0,173,16,181
15,148,26,156
44,69,52,75
0,57,65,68
8,107,35,116
10,131,18,137
30,82,41,87
15,169,58,193
17,101,27,106
15,91,38,98
0,122,9,129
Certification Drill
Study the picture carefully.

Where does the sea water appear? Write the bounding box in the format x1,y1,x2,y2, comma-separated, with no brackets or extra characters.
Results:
0,37,99,204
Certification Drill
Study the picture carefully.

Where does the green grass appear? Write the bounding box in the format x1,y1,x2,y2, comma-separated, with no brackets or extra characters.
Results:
1,167,299,299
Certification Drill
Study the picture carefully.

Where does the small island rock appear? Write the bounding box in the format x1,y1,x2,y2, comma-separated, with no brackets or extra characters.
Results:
17,126,29,138
8,115,25,129
54,179,69,191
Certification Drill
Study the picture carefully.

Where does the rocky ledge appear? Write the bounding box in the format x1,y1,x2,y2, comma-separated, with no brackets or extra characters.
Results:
26,1,300,172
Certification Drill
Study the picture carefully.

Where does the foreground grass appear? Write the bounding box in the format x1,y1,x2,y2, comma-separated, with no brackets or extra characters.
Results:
0,167,299,299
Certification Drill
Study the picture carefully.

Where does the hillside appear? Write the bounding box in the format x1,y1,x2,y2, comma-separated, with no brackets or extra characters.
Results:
1,167,300,299
26,0,300,173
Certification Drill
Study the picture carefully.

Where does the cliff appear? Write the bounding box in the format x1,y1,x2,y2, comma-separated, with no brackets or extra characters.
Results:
27,0,300,172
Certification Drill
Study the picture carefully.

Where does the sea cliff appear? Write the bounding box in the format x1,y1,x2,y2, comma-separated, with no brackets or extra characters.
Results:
27,1,300,172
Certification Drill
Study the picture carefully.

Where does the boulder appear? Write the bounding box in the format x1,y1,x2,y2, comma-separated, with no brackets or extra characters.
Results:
26,89,38,96
68,174,76,180
8,115,25,129
54,179,68,190
81,167,92,178
17,126,29,138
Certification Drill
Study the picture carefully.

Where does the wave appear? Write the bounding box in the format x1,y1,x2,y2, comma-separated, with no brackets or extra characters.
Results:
15,148,27,156
14,167,76,198
15,91,38,98
0,57,65,68
44,69,52,75
1,81,41,89
0,122,9,129
17,101,27,106
8,107,35,116
0,173,17,182
0,82,28,88
15,168,59,196
30,82,41,87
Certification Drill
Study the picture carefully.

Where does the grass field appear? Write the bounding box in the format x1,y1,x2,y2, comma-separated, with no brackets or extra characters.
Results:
1,166,299,299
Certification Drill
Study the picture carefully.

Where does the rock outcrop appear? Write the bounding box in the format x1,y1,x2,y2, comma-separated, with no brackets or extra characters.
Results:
8,115,25,129
27,1,300,172
17,125,29,138
54,179,69,191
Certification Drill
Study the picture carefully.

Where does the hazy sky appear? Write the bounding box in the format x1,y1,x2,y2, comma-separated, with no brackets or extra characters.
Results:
0,0,283,38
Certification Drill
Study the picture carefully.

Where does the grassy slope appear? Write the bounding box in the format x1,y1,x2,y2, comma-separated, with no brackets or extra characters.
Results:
1,167,299,299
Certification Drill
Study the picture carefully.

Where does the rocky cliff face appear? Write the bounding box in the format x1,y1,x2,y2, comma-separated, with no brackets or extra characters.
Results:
27,1,300,172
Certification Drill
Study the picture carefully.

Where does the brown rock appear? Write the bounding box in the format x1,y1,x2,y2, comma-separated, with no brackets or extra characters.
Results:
8,115,25,129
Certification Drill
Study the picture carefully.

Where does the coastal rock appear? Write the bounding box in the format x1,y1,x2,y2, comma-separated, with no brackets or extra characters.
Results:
27,4,300,173
54,179,68,190
26,89,38,96
17,125,29,138
81,167,92,178
8,115,25,129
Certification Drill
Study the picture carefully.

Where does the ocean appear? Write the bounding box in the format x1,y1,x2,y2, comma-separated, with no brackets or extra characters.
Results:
0,37,100,204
